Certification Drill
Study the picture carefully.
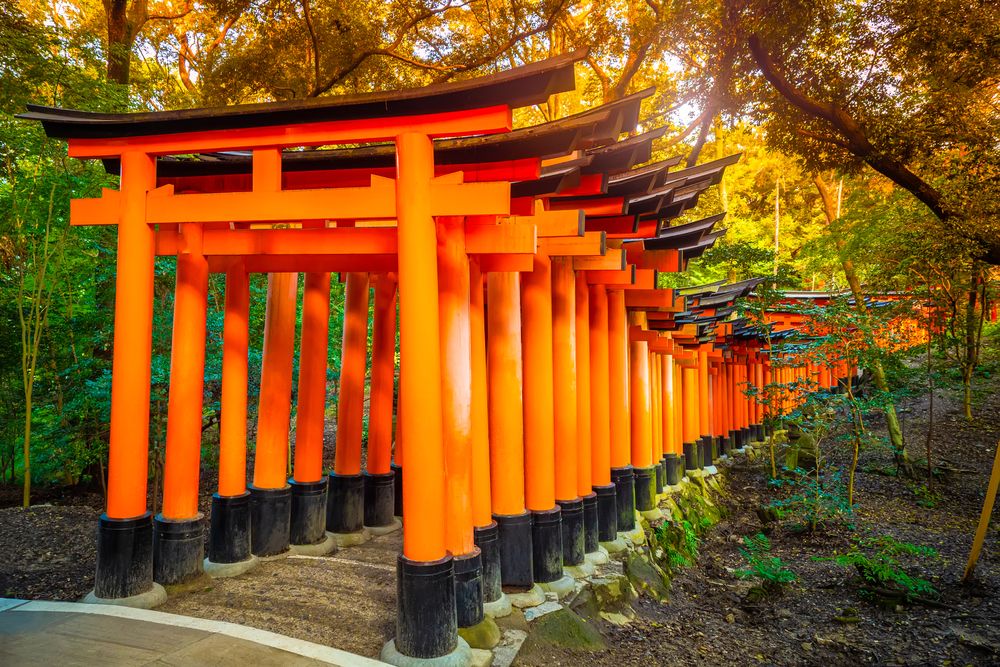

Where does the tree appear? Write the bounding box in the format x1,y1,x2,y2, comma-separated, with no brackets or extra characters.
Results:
813,172,910,472
721,0,1000,264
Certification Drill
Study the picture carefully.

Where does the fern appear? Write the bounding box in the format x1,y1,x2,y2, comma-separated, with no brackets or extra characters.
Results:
819,535,939,602
734,533,796,591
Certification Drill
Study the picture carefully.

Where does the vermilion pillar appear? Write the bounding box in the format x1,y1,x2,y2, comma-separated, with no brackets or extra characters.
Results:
94,151,157,602
629,341,656,514
290,272,332,549
697,346,711,468
207,263,255,573
682,362,700,472
551,257,585,569
436,217,482,628
589,286,617,542
575,273,599,555
521,253,563,584
156,222,208,585
663,352,681,485
469,258,502,609
487,271,532,587
754,357,765,440
365,273,398,530
652,351,664,492
329,272,369,536
251,272,297,557
394,132,452,660
607,289,634,533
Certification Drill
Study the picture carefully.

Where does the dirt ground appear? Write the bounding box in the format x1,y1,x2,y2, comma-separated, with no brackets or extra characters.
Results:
1,381,998,666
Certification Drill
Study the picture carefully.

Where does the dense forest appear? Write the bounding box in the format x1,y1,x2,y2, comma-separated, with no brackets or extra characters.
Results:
1,0,997,513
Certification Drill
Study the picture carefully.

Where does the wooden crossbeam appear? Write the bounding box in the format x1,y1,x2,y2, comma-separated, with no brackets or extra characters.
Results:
573,248,625,271
624,289,682,310
73,175,512,226
66,105,513,159
538,231,605,256
155,222,533,257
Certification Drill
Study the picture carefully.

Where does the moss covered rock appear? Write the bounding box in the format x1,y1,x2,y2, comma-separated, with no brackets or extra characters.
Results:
624,552,670,602
519,607,606,653
458,615,501,649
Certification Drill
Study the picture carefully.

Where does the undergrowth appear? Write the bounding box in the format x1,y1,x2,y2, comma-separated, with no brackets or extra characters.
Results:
733,533,796,598
819,534,940,604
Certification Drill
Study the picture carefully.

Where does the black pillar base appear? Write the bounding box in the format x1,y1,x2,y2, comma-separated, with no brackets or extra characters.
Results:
454,549,484,629
391,463,403,517
742,427,752,445
581,493,599,553
753,424,764,442
531,507,563,583
326,472,363,534
474,522,502,603
683,442,698,471
731,429,743,450
664,453,681,486
556,498,585,567
396,554,458,659
153,513,204,585
209,492,252,564
611,467,635,532
655,459,665,494
720,437,731,457
95,512,154,599
249,485,291,557
494,512,533,588
634,466,657,512
711,437,719,463
290,479,328,546
594,484,618,541
697,437,711,468
363,471,395,528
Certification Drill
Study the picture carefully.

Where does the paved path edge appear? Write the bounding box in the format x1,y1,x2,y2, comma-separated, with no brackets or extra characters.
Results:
0,597,390,667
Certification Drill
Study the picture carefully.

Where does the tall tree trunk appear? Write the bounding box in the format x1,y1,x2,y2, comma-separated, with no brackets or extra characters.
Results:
813,173,912,475
961,261,983,421
104,0,133,85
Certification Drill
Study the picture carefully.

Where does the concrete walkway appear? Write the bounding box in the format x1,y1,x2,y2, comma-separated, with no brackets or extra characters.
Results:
0,598,388,667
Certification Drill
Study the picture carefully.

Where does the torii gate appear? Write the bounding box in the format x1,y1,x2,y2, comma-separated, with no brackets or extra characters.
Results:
22,52,750,664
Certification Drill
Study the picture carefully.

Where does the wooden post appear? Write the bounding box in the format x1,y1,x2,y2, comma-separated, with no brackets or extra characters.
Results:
588,286,611,486
106,150,157,521
294,272,331,484
394,132,454,659
469,259,492,528
608,289,631,469
335,272,369,478
367,274,397,477
161,223,208,520
253,272,297,490
551,258,578,503
574,273,593,498
219,265,249,498
437,217,475,557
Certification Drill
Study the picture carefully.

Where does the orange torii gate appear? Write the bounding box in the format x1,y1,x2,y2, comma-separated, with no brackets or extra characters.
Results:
22,53,752,664
22,55,597,663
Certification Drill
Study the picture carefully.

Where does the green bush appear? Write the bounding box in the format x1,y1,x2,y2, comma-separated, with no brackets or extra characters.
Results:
734,533,796,594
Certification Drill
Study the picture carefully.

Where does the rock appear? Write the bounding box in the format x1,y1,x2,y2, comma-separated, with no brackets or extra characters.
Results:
725,613,736,623
801,642,813,651
459,615,502,649
519,607,606,653
624,552,670,602
469,648,492,667
599,611,632,626
523,600,562,622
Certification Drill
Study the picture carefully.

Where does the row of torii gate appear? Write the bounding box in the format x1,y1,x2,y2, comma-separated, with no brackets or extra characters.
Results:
23,53,852,664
